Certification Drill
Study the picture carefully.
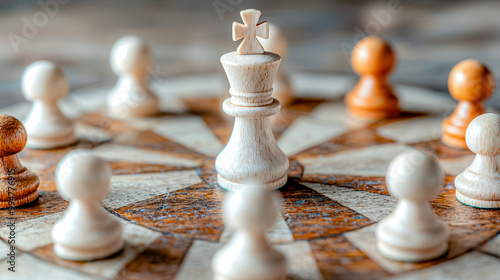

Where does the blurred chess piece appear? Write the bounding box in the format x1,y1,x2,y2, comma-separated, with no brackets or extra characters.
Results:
52,150,124,260
441,59,495,149
377,150,449,262
22,61,76,149
346,36,399,120
212,183,287,280
108,35,160,119
455,113,500,208
0,115,40,208
258,23,293,107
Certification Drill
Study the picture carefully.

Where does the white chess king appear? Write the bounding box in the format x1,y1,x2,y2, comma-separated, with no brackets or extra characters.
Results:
216,9,289,191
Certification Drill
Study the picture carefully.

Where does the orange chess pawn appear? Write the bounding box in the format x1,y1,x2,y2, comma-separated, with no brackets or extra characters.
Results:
346,36,399,120
0,114,40,208
441,59,495,149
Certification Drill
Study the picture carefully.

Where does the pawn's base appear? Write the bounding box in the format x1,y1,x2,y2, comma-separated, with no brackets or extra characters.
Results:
455,168,500,208
0,190,39,209
108,105,160,120
54,238,124,261
217,174,287,191
0,169,40,209
456,190,500,209
213,273,285,280
107,90,160,120
345,86,400,120
346,103,399,121
377,239,448,263
441,116,471,150
26,132,77,150
441,134,468,150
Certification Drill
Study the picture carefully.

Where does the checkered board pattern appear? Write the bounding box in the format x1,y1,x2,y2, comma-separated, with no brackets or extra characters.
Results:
1,73,500,280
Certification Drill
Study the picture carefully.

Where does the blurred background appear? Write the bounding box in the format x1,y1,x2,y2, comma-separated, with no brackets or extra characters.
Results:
1,0,499,107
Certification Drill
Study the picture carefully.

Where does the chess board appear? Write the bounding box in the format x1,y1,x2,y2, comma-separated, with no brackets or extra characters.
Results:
1,73,500,280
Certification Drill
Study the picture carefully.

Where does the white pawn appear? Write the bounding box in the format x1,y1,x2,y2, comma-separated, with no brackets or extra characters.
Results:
22,61,76,149
212,184,287,280
108,35,159,119
376,150,449,262
258,23,293,107
455,113,500,208
52,150,124,261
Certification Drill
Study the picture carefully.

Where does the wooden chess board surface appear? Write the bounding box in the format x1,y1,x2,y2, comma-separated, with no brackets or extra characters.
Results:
1,73,500,280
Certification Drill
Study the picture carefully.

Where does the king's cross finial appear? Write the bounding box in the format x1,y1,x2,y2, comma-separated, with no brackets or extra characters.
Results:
232,9,269,55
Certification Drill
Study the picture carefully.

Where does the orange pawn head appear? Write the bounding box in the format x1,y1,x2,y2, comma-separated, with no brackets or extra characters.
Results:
441,59,495,149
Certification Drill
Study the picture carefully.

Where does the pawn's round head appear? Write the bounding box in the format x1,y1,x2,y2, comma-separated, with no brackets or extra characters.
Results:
448,59,495,103
55,150,111,201
22,61,68,102
258,23,288,58
351,36,395,76
466,113,500,156
110,35,152,77
224,184,280,232
0,115,27,157
386,150,444,202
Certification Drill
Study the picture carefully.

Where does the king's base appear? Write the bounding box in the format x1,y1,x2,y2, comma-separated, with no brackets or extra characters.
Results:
456,191,500,209
217,174,288,191
377,239,448,263
54,238,124,261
